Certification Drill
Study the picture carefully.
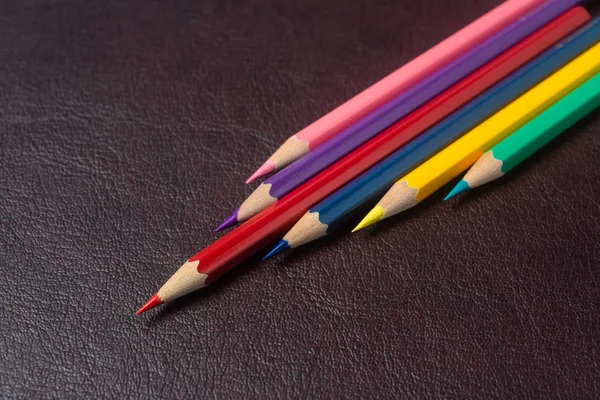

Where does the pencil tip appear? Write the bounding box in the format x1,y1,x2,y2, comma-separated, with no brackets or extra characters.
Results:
215,208,240,232
353,206,385,232
444,180,470,200
262,240,290,260
136,293,163,315
246,160,276,184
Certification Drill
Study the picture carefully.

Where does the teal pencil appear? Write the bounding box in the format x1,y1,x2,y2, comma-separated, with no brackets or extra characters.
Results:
446,71,600,199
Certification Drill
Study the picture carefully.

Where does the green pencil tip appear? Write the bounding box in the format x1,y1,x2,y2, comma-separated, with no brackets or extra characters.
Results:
444,180,470,200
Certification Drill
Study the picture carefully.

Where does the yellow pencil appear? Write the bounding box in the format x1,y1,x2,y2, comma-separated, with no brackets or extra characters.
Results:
354,41,600,231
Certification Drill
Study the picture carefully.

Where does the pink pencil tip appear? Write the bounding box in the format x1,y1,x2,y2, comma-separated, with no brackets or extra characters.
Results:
246,160,276,184
136,293,163,315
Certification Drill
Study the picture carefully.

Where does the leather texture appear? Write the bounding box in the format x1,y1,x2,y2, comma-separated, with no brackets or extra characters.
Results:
1,0,599,398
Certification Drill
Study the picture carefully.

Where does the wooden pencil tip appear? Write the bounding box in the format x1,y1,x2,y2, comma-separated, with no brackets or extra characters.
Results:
353,206,385,232
246,160,276,184
136,293,163,315
215,208,239,232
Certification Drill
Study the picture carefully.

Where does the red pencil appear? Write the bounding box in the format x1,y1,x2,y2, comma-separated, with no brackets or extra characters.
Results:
137,7,589,314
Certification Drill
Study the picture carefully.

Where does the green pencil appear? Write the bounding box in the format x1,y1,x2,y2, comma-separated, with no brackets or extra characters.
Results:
445,71,600,198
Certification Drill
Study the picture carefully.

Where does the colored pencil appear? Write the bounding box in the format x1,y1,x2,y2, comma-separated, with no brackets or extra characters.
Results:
354,42,600,232
445,72,600,199
137,7,589,314
218,0,581,231
246,0,548,183
264,11,595,259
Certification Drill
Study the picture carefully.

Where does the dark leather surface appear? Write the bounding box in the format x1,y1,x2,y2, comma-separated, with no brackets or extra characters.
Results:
2,0,599,398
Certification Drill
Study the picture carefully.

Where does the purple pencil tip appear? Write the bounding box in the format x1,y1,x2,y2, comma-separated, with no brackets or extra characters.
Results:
215,208,240,232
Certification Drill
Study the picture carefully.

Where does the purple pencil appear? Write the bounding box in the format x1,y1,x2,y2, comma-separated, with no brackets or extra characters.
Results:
217,0,582,231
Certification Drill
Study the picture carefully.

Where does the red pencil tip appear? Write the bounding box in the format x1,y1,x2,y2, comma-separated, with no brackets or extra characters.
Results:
246,160,276,184
136,293,163,315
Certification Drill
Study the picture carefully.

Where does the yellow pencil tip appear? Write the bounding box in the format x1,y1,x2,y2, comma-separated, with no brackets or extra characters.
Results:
352,206,385,232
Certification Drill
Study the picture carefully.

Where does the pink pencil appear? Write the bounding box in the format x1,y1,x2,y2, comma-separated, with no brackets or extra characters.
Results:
246,0,547,183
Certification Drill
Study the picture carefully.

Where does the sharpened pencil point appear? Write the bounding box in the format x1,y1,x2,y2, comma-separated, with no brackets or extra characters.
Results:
262,240,290,260
136,293,163,315
353,206,386,232
215,208,240,232
444,180,470,200
246,160,276,184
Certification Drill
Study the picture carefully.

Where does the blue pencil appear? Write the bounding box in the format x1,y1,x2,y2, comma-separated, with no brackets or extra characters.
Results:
263,17,600,259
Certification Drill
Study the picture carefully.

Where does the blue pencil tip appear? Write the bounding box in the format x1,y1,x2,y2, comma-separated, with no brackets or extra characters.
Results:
262,240,290,261
444,180,470,201
215,208,240,232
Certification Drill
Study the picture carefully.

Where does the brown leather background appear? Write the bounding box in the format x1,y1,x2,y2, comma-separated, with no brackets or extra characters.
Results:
2,0,600,398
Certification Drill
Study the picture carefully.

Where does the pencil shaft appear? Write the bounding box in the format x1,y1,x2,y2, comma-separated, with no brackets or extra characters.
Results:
406,42,600,202
494,73,600,173
241,0,582,221
354,42,600,229
293,0,547,149
314,11,595,232
449,71,600,197
249,0,548,178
